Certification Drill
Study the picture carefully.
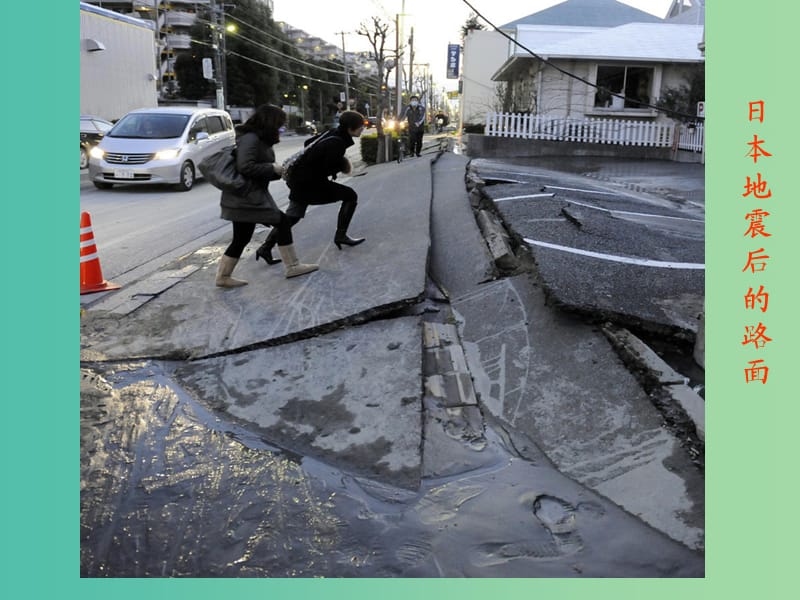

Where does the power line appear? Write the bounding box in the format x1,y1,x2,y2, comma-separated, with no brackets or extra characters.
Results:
191,37,339,85
196,17,345,76
226,12,384,76
459,0,703,121
202,13,383,94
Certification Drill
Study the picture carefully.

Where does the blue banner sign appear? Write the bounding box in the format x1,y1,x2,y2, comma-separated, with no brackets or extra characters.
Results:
447,44,460,79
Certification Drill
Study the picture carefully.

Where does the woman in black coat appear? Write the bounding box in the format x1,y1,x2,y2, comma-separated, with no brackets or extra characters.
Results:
255,110,366,264
216,104,318,287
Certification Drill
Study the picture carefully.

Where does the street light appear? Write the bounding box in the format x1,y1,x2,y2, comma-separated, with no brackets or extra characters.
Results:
222,22,237,107
300,84,308,124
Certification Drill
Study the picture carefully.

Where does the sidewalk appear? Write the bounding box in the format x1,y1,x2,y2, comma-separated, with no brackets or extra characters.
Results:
80,143,704,572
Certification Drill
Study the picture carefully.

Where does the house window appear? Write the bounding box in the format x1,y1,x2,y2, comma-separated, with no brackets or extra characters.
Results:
594,65,654,109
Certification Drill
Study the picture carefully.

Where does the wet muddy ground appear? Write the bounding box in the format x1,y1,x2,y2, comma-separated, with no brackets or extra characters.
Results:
81,361,702,577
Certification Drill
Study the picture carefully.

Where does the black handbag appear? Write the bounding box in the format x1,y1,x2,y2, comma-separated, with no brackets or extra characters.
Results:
198,146,249,194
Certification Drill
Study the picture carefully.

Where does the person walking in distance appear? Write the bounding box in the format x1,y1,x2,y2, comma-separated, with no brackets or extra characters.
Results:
402,95,426,157
255,110,366,260
216,104,318,286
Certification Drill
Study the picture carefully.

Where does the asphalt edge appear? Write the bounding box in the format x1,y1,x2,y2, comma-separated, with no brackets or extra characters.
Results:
463,162,705,464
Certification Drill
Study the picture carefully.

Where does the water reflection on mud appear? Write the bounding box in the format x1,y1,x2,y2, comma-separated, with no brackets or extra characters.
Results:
81,361,702,577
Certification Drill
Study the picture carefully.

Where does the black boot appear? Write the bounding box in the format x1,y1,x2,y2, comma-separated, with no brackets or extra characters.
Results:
334,200,365,250
255,228,281,265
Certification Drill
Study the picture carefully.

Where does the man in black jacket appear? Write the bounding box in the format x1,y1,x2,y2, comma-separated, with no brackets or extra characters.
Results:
255,110,366,263
402,95,426,157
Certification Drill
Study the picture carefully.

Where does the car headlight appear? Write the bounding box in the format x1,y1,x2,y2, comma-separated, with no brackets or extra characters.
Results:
155,148,180,160
89,146,105,159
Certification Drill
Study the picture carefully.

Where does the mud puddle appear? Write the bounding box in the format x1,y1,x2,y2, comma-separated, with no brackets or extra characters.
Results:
81,361,703,577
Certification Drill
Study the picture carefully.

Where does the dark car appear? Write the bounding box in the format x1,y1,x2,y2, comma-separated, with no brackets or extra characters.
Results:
294,121,318,135
80,115,113,169
364,116,377,129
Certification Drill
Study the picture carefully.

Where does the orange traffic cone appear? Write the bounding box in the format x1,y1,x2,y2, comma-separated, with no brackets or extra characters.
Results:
80,211,120,295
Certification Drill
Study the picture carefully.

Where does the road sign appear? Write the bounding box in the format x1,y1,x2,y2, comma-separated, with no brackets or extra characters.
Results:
202,58,214,80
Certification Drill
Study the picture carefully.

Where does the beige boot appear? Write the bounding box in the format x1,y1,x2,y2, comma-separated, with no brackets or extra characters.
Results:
215,255,248,287
277,244,318,278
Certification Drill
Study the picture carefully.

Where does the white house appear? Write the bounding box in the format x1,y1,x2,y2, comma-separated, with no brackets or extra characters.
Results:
491,22,705,123
458,0,663,129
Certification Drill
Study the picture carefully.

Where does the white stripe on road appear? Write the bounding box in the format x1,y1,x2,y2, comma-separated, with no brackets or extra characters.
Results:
495,193,556,202
494,193,702,223
563,198,703,222
541,185,618,195
524,238,705,269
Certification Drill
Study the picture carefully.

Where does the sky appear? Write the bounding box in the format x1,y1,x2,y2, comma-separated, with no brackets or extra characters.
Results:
272,0,675,91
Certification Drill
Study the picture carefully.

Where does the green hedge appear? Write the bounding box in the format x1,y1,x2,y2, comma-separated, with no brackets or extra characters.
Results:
360,132,401,164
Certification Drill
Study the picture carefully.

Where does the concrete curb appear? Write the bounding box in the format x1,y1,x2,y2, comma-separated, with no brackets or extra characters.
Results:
475,210,518,271
602,325,705,442
465,168,519,272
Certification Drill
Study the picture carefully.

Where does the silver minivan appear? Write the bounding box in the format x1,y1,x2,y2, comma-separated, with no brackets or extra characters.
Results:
88,107,236,191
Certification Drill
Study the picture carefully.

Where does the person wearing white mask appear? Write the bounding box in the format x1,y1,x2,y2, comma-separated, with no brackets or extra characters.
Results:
402,94,426,157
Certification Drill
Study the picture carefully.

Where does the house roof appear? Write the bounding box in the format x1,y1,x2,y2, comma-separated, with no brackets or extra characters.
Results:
493,23,704,80
665,0,705,24
500,0,664,29
666,0,705,20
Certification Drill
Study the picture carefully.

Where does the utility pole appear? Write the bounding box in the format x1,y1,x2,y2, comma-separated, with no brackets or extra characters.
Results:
408,27,414,98
395,0,405,118
209,0,225,109
336,31,350,107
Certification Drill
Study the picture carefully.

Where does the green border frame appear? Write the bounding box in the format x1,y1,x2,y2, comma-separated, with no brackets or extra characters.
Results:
7,1,795,597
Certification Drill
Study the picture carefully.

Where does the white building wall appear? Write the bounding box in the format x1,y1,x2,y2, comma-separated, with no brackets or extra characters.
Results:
536,61,595,118
460,30,508,126
520,59,698,124
80,7,159,120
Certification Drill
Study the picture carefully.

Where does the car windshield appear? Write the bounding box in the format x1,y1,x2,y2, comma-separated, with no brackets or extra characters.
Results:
81,118,113,134
108,113,190,139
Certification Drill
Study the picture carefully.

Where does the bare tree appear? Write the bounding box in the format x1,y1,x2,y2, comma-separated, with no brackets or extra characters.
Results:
357,16,395,161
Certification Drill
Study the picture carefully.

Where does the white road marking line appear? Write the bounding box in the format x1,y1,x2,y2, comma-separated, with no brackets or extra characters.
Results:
524,238,705,269
495,193,556,202
564,199,704,222
542,185,618,195
494,193,702,223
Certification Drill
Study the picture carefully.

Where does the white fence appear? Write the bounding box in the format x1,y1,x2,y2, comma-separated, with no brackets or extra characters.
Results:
484,112,704,152
676,122,704,152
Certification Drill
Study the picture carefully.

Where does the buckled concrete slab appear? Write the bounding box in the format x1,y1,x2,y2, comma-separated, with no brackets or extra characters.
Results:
174,316,423,489
452,274,705,551
476,209,518,271
603,325,705,442
80,150,706,567
421,321,491,479
469,159,704,338
80,158,433,361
